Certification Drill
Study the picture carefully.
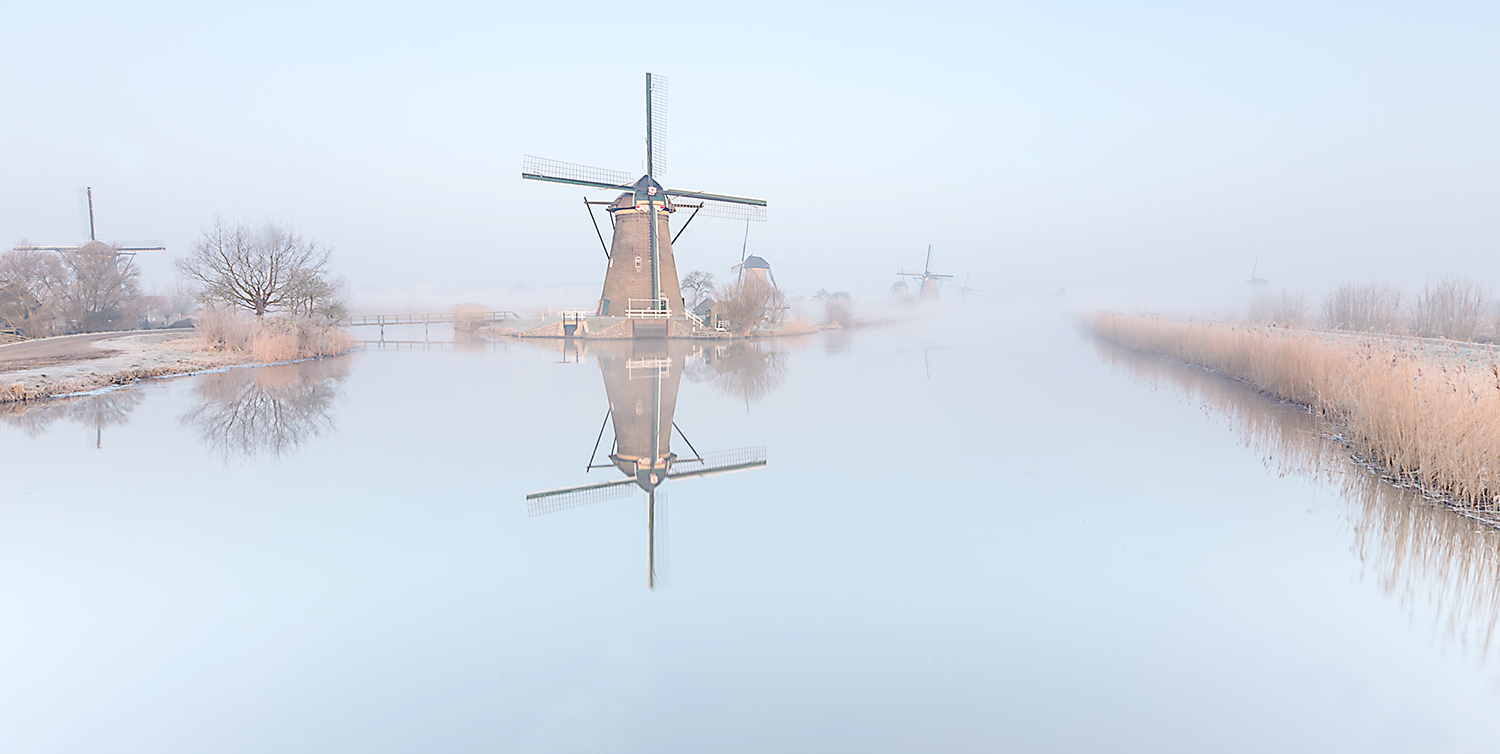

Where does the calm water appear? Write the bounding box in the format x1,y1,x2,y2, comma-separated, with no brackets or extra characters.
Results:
3,306,1499,752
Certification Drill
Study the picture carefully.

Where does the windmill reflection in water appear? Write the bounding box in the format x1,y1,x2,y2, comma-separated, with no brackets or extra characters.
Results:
526,341,766,589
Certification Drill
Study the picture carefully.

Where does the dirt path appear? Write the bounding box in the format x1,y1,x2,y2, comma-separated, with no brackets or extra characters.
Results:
0,330,163,374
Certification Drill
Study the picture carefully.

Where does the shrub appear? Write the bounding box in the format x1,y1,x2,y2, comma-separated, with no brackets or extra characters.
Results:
1322,282,1404,332
1409,276,1488,341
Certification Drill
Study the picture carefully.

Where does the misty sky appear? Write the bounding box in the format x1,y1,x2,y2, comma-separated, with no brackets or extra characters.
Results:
4,1,1498,311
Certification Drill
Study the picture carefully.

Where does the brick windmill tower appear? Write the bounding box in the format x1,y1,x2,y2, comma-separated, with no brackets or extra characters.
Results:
522,73,766,322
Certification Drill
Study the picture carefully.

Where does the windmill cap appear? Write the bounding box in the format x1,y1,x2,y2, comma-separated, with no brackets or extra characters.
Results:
740,255,771,269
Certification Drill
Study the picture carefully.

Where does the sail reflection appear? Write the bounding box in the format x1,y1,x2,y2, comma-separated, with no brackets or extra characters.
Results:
1096,339,1500,665
180,358,350,461
526,339,771,589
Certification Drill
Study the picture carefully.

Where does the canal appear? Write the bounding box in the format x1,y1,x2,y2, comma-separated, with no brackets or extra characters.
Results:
1,305,1496,752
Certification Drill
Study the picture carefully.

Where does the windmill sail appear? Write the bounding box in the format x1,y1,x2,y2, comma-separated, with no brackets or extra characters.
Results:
670,196,766,222
648,488,668,588
77,187,95,241
647,73,668,181
113,240,168,251
522,156,634,190
526,476,636,517
668,446,767,479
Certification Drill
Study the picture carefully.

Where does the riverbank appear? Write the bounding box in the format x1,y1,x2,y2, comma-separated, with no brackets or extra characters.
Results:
0,332,258,403
0,328,358,404
1092,312,1500,511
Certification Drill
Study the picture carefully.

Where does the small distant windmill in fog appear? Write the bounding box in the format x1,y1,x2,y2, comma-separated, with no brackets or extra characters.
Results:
897,245,953,302
13,187,166,257
729,219,777,287
1245,258,1268,285
956,273,980,304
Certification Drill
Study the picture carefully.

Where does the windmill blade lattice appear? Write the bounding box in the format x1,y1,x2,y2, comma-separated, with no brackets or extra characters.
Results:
650,489,669,588
648,73,668,180
526,477,636,517
671,198,766,223
522,156,633,189
669,446,767,479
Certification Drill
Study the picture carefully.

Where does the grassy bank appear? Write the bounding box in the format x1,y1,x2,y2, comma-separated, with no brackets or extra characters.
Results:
1093,313,1500,508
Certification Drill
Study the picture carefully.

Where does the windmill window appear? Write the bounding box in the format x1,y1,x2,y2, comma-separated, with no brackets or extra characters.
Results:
634,255,642,271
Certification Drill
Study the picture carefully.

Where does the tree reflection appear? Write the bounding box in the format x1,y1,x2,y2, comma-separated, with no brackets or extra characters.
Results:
0,388,144,445
1096,338,1500,667
685,341,790,406
180,358,349,461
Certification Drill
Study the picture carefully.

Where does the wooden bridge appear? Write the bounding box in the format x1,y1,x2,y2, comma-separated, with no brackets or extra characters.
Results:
346,311,519,338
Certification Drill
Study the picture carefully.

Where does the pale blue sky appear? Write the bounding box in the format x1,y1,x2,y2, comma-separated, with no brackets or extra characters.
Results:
4,1,1498,310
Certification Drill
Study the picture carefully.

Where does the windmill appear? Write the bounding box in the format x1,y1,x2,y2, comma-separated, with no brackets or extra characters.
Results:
522,73,767,325
525,342,767,589
897,245,953,303
956,273,981,304
1246,258,1268,285
13,187,166,257
729,219,777,288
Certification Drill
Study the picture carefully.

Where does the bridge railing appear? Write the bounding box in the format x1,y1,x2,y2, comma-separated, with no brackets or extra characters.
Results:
345,311,518,327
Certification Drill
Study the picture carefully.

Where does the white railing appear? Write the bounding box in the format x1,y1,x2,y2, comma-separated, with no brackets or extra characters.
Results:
624,298,671,318
627,357,672,378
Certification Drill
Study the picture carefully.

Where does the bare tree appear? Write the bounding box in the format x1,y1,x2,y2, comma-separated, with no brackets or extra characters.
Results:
177,219,335,318
713,277,787,335
0,247,68,337
1409,276,1488,341
1322,282,1404,332
1247,290,1308,326
681,270,715,308
813,289,852,325
59,246,141,332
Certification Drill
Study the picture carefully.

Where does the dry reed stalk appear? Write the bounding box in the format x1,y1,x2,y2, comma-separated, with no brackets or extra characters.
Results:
1098,337,1500,659
1094,312,1500,508
196,306,351,361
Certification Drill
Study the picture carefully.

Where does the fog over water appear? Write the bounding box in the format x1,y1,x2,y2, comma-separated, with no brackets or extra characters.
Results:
3,307,1500,751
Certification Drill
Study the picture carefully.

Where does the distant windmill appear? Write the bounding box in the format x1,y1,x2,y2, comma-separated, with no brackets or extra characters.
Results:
956,273,981,303
729,220,778,288
897,245,953,302
522,73,767,323
526,343,766,589
1246,258,1268,285
13,187,166,257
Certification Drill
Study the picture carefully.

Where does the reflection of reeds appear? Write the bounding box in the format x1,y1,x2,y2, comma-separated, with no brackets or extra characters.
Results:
1094,313,1500,511
179,358,349,461
1097,339,1500,665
